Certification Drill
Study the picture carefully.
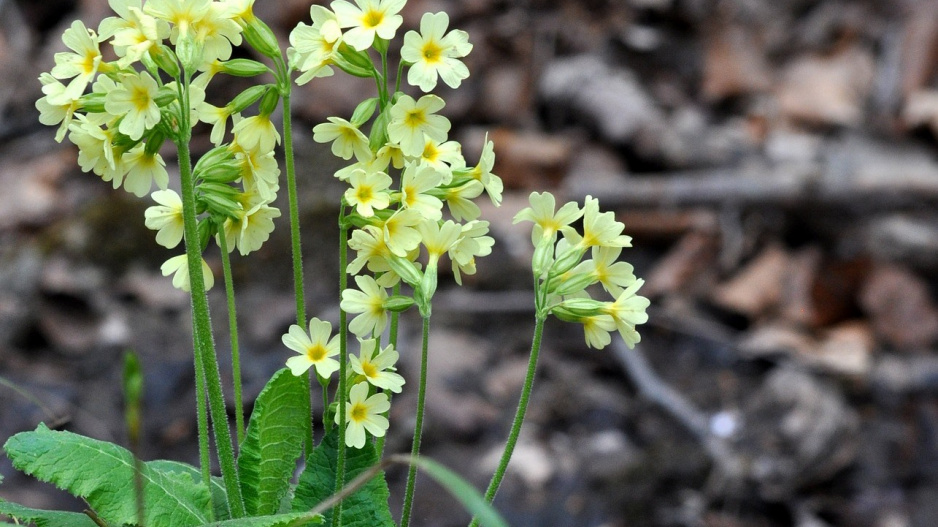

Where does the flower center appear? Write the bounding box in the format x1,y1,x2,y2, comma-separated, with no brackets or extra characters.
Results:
404,109,426,128
362,362,378,378
131,86,152,112
306,344,327,362
362,9,384,29
350,402,368,422
421,40,443,63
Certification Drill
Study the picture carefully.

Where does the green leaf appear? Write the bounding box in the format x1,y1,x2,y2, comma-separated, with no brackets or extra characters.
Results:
148,460,230,522
407,457,508,527
0,500,99,527
3,424,212,527
237,369,308,516
200,510,323,527
291,429,394,527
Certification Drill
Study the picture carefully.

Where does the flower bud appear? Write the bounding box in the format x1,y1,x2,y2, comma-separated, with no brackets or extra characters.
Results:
176,35,204,75
550,244,587,278
228,85,269,114
368,105,391,152
333,46,376,78
242,18,280,59
552,298,606,319
531,238,554,278
551,272,595,297
79,92,107,113
258,86,280,117
154,86,177,107
221,58,270,77
351,97,378,127
383,295,415,313
386,255,423,288
151,45,180,79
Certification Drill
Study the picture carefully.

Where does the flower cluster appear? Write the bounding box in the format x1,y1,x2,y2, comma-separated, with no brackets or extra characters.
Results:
279,0,496,448
37,0,285,292
515,192,651,349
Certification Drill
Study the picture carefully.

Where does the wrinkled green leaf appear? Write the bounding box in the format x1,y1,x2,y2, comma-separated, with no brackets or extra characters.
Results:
148,460,229,522
199,510,323,527
0,500,98,527
291,429,394,527
238,369,308,516
3,424,212,527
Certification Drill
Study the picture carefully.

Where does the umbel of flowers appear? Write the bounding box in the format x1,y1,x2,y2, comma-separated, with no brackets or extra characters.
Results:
24,1,650,527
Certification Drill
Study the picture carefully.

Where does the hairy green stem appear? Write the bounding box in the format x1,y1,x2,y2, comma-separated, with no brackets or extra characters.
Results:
400,314,431,527
332,209,350,527
218,234,245,446
374,282,401,458
280,84,315,456
468,315,547,527
175,74,245,518
192,331,211,489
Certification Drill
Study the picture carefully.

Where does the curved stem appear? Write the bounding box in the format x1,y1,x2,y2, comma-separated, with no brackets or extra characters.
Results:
176,75,245,519
469,315,547,527
218,234,245,446
332,209,350,527
400,314,431,527
281,85,315,455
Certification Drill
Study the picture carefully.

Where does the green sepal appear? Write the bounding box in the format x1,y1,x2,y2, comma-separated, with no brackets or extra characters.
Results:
221,58,271,77
237,369,308,517
385,255,423,288
372,37,390,55
552,297,606,318
144,128,167,156
350,97,379,128
194,144,236,173
151,44,181,79
177,34,204,75
383,295,415,313
155,86,178,107
258,86,281,117
229,85,271,114
242,18,281,59
368,104,391,152
78,92,106,113
549,244,587,278
549,272,596,297
416,266,437,318
197,161,243,184
291,429,395,527
197,218,214,252
332,46,376,79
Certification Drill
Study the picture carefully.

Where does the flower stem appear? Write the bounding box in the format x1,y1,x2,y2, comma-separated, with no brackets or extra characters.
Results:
374,282,401,459
400,314,431,527
332,209,350,527
468,315,547,527
218,234,245,446
281,85,314,456
193,330,211,489
175,75,245,519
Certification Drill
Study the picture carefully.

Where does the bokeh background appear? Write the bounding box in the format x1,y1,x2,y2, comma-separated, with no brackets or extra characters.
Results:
3,0,938,525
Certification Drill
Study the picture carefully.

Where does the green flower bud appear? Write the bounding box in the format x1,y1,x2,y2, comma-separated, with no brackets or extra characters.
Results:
154,86,177,107
258,86,280,117
176,35,204,75
228,85,269,114
197,161,242,184
151,45,180,79
351,97,378,127
368,105,391,152
221,58,270,77
550,244,587,278
144,129,166,156
551,272,596,297
532,238,555,278
416,265,438,317
386,255,423,288
552,298,606,319
242,18,281,59
197,218,213,252
79,92,107,113
194,145,235,173
383,295,416,313
333,46,376,78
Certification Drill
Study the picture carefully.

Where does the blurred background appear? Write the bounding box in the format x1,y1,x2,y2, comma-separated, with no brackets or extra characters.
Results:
3,0,938,525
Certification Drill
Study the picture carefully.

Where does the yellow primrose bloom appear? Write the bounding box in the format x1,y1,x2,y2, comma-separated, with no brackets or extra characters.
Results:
122,145,169,197
344,168,392,217
513,191,583,246
401,12,472,92
145,0,211,42
232,113,281,154
418,138,462,184
443,180,483,222
572,246,636,297
350,338,405,393
220,194,281,256
331,0,405,51
400,162,444,221
313,117,371,161
161,254,215,292
105,72,162,140
469,136,503,206
417,219,462,267
379,208,423,258
581,314,616,349
601,278,650,349
564,196,632,250
197,102,232,146
69,116,119,179
341,275,389,338
233,144,280,201
387,94,450,157
449,220,493,286
283,317,340,378
104,4,170,66
289,5,342,84
337,382,390,448
145,189,185,249
51,20,104,102
37,74,81,142
347,225,393,276
191,2,243,65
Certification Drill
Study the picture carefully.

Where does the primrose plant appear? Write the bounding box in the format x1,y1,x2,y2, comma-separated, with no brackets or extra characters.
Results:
6,0,650,526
